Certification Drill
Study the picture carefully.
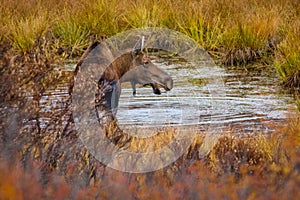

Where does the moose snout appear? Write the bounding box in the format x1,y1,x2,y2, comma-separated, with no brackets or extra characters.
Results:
164,77,173,91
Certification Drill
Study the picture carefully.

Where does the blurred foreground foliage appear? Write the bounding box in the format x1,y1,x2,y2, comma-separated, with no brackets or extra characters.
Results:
1,0,300,199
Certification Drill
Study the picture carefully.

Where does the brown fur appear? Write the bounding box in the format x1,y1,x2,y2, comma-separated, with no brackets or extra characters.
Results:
101,50,147,81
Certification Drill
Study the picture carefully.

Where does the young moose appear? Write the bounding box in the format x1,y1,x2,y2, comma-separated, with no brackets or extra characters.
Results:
71,38,173,146
93,40,173,119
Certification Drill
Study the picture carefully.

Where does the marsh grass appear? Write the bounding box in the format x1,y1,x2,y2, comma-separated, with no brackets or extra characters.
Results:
275,18,300,89
7,15,49,52
77,0,127,36
0,0,294,52
123,0,165,28
175,12,224,53
53,18,91,56
1,0,299,86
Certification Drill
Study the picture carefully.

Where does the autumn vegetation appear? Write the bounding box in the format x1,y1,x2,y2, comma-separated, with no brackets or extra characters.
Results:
1,0,299,86
1,0,300,199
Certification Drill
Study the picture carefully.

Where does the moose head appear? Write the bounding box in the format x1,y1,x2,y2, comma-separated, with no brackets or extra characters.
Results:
120,61,173,95
93,36,173,118
120,36,173,95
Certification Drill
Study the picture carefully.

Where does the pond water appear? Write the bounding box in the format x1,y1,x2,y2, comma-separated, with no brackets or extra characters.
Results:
116,54,295,134
40,54,295,135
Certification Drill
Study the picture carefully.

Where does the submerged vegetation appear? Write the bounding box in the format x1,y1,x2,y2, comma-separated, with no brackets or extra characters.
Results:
1,0,300,199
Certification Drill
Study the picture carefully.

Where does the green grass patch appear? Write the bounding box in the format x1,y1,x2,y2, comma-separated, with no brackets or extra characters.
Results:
7,15,49,52
53,18,91,54
275,18,300,87
176,15,224,52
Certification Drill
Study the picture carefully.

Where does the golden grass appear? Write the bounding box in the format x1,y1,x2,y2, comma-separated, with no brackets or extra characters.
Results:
7,15,50,52
1,0,299,86
0,0,295,50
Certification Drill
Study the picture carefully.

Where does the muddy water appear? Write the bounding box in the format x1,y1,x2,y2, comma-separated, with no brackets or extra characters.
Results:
117,55,295,134
41,56,295,135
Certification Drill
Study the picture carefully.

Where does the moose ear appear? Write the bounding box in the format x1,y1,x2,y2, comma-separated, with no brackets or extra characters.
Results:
132,36,145,57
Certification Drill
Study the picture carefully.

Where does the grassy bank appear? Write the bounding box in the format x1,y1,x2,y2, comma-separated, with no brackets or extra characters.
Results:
0,0,299,88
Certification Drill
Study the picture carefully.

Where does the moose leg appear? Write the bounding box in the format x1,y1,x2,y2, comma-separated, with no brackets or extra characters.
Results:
111,81,121,118
130,81,137,96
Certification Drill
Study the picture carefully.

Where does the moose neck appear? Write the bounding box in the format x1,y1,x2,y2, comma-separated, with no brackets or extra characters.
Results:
104,52,136,81
116,52,135,77
97,51,138,123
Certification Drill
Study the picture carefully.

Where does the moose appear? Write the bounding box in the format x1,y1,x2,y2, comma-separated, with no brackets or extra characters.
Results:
80,38,174,120
98,51,173,118
70,37,173,146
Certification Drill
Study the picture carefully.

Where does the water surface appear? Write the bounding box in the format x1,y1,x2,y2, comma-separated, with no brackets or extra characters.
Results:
37,56,295,135
117,54,295,134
